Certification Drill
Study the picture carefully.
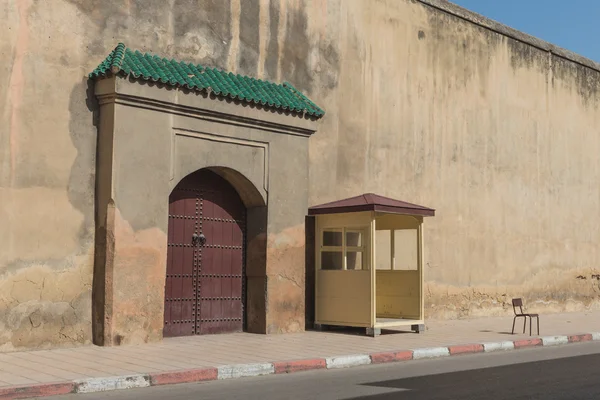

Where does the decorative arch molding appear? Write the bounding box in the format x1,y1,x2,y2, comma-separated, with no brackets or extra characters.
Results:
171,128,269,208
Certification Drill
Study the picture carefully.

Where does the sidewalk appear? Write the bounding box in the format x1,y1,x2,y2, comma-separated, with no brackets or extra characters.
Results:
1,311,599,398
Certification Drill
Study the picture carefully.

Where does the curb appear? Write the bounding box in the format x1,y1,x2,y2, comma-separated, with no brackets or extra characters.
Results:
1,332,598,399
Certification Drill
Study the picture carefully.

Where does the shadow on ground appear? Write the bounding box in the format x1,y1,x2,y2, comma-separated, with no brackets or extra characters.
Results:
309,326,419,337
344,353,600,400
479,330,517,335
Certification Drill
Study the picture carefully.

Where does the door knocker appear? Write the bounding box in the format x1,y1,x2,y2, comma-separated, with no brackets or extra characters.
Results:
192,233,206,247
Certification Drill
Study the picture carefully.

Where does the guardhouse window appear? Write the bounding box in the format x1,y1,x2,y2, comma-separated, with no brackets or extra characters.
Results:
375,228,418,270
320,228,367,270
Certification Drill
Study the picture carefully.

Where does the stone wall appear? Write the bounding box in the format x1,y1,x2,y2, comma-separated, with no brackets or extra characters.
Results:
2,0,600,350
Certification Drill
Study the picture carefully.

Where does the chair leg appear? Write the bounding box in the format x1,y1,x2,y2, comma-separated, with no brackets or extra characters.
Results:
523,316,526,334
529,316,532,336
536,316,540,336
512,316,517,334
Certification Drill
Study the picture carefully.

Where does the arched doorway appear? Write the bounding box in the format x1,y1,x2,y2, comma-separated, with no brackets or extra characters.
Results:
164,169,246,337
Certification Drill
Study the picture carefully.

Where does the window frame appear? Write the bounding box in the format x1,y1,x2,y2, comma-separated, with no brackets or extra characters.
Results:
320,227,368,270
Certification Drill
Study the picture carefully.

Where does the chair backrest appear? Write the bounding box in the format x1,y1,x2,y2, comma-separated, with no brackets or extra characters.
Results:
512,298,524,315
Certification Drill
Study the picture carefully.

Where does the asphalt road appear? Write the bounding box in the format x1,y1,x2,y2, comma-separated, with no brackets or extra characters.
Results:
48,341,600,400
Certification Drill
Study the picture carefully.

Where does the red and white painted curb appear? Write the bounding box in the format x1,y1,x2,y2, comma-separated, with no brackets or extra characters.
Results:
1,332,598,399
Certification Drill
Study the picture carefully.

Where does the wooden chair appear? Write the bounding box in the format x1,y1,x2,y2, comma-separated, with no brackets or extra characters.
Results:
511,298,539,336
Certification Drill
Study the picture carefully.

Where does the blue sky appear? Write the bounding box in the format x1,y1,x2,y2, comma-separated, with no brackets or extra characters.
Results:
451,0,600,62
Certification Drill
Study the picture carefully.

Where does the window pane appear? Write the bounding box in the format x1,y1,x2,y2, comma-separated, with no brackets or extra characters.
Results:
321,251,343,270
347,251,364,270
394,229,418,270
375,230,392,270
346,231,363,247
323,231,342,247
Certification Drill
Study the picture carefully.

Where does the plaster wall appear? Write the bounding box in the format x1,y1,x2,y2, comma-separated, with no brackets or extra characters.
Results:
2,0,600,350
310,1,600,318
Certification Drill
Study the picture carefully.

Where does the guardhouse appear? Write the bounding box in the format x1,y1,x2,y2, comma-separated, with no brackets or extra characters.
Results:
309,194,435,336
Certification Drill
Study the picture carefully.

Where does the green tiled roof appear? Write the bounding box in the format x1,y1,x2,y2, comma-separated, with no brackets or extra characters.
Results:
89,43,325,118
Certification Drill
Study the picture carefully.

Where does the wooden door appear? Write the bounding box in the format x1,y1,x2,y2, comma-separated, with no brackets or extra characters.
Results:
164,170,245,337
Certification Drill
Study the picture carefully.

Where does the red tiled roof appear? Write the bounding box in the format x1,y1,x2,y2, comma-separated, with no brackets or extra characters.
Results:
308,193,435,217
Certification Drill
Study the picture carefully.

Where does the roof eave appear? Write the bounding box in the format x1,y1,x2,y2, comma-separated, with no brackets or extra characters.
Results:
308,204,435,217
